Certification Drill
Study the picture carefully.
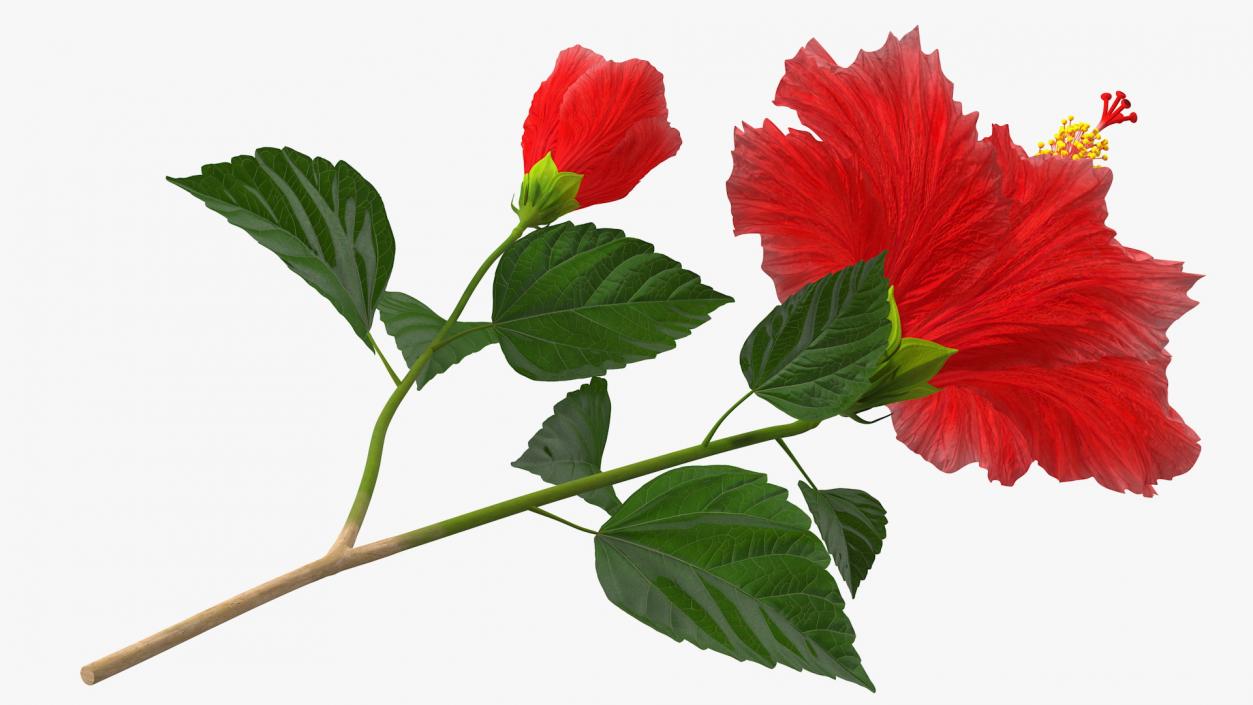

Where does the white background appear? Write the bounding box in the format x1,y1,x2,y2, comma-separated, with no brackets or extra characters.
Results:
3,1,1250,703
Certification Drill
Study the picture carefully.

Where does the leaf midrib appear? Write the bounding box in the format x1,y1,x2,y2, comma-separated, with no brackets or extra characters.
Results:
753,319,883,391
606,472,763,529
497,232,630,315
606,510,805,534
494,295,726,328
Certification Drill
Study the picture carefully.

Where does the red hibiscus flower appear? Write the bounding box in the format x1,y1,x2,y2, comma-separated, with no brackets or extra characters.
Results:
520,45,681,217
727,29,1200,495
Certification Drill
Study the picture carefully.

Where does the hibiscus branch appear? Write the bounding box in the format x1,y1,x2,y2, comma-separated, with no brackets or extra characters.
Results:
329,221,529,553
80,417,820,685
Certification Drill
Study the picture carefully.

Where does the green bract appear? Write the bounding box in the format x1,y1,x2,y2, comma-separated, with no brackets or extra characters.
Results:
515,153,583,228
169,147,395,348
848,287,957,413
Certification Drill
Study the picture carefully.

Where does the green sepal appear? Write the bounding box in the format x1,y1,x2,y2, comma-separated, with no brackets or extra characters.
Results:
850,337,957,413
514,153,582,228
885,286,902,357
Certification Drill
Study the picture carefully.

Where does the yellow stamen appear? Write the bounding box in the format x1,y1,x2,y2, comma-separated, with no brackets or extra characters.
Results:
1034,114,1110,167
1035,91,1137,167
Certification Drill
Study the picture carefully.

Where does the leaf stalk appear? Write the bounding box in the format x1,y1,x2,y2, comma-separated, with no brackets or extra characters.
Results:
700,390,753,446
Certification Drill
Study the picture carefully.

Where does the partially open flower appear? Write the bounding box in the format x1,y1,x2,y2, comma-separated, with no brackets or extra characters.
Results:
728,29,1200,495
517,46,682,227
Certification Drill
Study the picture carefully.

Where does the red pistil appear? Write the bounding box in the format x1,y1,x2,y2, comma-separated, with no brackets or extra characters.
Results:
1098,90,1138,131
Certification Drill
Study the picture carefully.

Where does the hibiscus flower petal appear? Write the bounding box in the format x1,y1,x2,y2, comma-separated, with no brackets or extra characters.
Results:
728,119,887,299
894,126,1200,493
896,356,1200,496
916,125,1201,365
732,29,1007,322
553,57,678,205
569,116,680,207
892,386,1032,486
522,46,607,171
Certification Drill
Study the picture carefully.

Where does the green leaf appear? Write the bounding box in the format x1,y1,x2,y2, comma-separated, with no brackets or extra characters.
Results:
169,147,395,348
492,222,733,381
377,292,498,389
851,337,957,412
595,465,873,689
798,484,887,598
740,254,891,420
513,377,619,513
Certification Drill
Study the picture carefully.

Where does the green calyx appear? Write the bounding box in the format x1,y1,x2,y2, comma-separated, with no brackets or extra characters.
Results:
848,286,957,414
514,153,583,228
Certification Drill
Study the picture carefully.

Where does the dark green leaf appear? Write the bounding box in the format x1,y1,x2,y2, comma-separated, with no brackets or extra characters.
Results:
513,377,619,513
798,485,887,598
595,465,873,689
492,222,733,381
377,292,498,389
740,254,891,420
169,147,395,347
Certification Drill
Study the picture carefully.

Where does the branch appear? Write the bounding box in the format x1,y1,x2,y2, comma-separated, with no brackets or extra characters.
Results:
330,221,528,552
81,417,818,684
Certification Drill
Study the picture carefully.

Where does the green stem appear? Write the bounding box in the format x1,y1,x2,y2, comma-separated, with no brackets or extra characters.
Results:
368,333,402,386
356,417,820,559
701,390,754,446
331,221,528,552
775,438,817,487
528,507,597,535
81,416,822,684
